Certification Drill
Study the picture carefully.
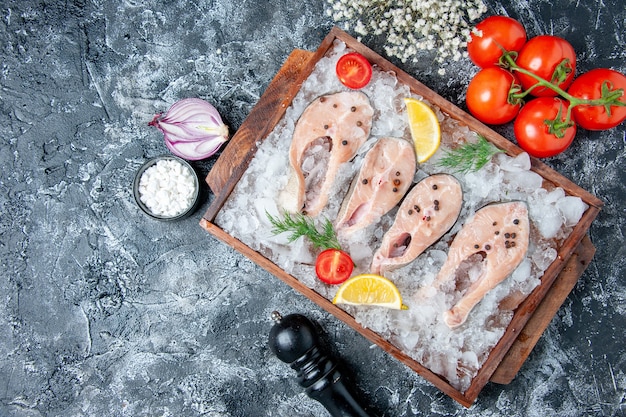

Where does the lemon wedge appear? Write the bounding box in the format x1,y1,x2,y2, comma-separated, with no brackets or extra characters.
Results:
404,97,441,163
332,273,407,310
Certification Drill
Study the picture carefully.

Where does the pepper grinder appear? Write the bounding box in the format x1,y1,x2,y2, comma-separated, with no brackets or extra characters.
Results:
268,311,372,417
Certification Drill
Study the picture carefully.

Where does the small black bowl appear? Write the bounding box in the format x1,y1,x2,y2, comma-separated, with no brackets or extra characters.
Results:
133,155,200,221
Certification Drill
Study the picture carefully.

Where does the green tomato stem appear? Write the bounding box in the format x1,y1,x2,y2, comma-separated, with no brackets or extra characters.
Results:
502,52,625,128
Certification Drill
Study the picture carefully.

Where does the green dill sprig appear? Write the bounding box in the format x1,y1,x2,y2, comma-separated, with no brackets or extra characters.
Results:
266,211,341,251
436,135,504,174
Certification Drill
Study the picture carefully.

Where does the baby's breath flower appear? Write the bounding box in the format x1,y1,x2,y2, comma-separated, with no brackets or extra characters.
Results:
355,20,368,36
325,0,486,67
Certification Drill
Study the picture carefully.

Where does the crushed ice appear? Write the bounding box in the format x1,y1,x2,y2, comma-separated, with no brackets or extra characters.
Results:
214,40,588,392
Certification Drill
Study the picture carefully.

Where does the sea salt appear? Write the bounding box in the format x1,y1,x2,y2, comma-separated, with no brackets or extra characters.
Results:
214,40,588,392
138,159,196,217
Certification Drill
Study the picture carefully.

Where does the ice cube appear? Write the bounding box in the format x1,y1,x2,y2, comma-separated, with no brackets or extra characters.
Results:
532,203,562,239
557,196,588,227
504,170,544,192
532,245,557,271
497,152,531,172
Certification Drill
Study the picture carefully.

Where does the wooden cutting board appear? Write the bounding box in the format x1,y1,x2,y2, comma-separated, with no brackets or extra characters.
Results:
201,28,602,406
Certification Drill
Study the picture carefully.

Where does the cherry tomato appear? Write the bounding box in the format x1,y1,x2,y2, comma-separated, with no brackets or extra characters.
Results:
466,67,522,124
515,35,576,97
336,52,372,89
514,97,576,158
315,249,354,285
567,68,626,130
467,15,527,68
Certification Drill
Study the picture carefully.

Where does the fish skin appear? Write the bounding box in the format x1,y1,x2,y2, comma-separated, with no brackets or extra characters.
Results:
280,91,374,216
371,174,463,276
432,201,530,328
336,137,416,237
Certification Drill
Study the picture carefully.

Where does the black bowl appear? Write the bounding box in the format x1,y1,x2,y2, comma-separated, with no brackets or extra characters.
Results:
133,155,200,221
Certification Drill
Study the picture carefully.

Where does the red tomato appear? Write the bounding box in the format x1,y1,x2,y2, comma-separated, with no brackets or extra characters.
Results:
516,35,576,97
315,249,354,285
466,67,522,124
336,52,372,89
567,68,626,130
514,97,576,158
467,15,527,68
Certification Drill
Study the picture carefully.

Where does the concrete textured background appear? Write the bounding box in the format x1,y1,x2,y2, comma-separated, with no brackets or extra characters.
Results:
1,0,624,416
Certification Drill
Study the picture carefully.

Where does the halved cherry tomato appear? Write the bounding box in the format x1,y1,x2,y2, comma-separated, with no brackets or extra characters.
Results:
467,15,527,68
336,52,372,90
515,35,576,97
466,67,522,124
567,68,626,130
514,97,576,158
315,249,354,285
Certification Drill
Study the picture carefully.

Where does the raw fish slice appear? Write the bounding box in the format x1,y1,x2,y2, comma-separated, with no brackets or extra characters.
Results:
432,202,530,328
279,91,374,216
371,174,462,275
336,137,416,237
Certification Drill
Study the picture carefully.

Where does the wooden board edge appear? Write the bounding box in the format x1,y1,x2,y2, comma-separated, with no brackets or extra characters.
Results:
489,234,596,384
205,48,315,196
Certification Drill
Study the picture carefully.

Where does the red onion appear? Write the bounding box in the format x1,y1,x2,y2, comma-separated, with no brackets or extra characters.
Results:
149,98,229,161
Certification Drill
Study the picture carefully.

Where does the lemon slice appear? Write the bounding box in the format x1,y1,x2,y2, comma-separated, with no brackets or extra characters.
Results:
332,273,407,310
404,97,441,163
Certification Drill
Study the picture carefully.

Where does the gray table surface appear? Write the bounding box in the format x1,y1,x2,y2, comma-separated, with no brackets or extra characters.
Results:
1,0,625,416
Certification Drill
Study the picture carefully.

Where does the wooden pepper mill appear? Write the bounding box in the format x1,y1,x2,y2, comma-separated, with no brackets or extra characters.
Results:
268,311,372,417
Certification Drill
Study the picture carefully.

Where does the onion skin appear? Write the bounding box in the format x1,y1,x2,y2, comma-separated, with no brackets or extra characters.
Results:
149,98,229,161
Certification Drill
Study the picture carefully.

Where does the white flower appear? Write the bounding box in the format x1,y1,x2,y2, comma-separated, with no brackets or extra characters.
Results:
326,0,486,65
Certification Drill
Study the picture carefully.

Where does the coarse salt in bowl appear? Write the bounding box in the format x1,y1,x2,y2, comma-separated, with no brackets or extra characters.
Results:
133,155,200,221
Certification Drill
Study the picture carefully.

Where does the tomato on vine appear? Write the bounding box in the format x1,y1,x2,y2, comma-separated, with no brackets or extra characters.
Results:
514,97,576,158
467,15,527,68
567,68,626,130
515,35,577,97
466,67,523,124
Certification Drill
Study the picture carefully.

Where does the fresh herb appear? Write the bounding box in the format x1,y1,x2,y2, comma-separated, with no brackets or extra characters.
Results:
436,135,504,173
266,211,341,251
